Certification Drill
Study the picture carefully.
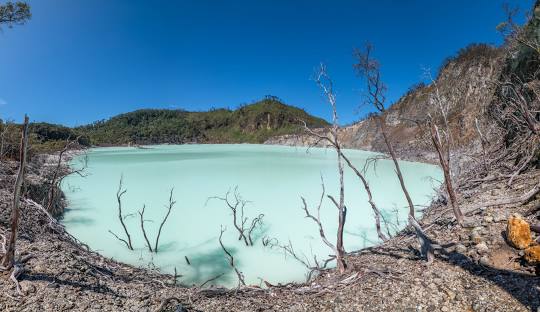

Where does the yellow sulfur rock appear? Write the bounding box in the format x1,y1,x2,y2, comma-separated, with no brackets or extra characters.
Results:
524,245,540,264
506,215,532,250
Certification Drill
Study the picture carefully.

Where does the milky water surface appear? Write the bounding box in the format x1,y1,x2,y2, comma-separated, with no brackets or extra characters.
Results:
61,144,442,287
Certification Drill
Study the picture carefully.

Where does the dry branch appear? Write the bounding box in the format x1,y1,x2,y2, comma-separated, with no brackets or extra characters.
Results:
341,153,388,241
109,175,133,250
354,44,435,262
465,182,540,215
429,121,464,225
208,187,263,246
312,64,347,273
138,205,153,252
1,115,29,270
45,136,81,213
154,188,176,253
218,226,245,287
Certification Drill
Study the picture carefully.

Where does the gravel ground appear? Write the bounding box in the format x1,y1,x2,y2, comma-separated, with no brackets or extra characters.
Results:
0,154,539,311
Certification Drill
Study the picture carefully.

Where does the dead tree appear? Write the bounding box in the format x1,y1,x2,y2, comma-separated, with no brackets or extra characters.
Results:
422,69,465,225
208,187,263,246
108,176,134,250
354,44,435,262
300,64,348,273
154,188,175,253
497,3,540,55
1,115,29,270
298,176,345,276
218,225,245,287
266,237,333,282
428,120,464,225
45,136,83,215
302,121,388,241
138,205,153,252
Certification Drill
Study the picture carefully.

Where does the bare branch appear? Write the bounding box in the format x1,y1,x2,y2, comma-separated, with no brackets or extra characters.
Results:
109,175,133,250
138,205,153,252
154,188,176,253
218,226,245,287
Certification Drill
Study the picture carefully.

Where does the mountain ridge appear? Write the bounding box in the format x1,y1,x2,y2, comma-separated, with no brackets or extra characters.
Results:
27,98,329,147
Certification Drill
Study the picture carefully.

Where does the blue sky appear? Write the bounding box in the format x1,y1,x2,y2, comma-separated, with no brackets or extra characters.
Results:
0,0,533,126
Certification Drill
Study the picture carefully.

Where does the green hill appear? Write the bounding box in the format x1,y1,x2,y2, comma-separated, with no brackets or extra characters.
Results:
76,98,329,145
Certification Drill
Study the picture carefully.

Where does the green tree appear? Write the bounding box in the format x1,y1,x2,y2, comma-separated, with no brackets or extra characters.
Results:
0,1,31,29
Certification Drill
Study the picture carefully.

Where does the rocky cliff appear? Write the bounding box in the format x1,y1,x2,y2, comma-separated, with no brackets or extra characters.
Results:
266,44,504,162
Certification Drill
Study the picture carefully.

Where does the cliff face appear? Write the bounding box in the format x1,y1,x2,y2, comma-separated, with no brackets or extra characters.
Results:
267,44,504,161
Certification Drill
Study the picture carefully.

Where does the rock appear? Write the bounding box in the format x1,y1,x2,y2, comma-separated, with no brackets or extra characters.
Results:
463,219,480,228
470,231,483,244
479,256,491,266
493,212,507,222
455,244,467,254
524,245,540,264
506,214,532,249
444,289,456,301
475,242,489,254
483,215,494,223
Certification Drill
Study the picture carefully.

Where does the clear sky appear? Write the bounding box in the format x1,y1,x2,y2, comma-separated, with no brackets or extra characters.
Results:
0,0,533,126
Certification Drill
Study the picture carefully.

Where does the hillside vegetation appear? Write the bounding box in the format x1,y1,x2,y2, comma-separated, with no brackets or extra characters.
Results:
76,98,328,145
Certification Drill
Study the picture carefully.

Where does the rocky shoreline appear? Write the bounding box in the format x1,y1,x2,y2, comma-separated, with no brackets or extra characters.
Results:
0,144,539,311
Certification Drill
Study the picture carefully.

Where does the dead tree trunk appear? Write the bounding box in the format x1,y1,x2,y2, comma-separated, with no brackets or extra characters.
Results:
313,64,347,273
1,115,29,269
354,44,435,262
429,122,464,225
154,188,175,253
377,115,416,219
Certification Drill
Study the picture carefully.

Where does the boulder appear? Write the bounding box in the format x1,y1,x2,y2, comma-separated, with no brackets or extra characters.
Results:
506,215,532,249
524,245,540,264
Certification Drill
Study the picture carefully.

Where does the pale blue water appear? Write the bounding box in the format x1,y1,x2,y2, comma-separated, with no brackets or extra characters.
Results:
61,144,442,287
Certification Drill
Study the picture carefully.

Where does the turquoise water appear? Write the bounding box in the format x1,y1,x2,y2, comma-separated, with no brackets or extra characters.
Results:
61,144,441,287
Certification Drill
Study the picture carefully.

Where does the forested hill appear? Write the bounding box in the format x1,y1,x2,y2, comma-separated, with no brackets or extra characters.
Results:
75,98,329,145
